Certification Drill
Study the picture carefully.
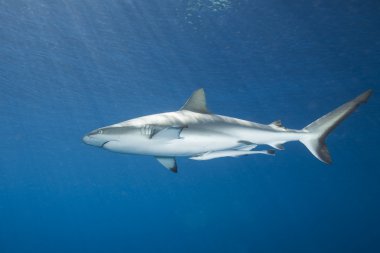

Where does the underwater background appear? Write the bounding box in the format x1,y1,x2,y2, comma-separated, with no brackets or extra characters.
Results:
1,0,380,252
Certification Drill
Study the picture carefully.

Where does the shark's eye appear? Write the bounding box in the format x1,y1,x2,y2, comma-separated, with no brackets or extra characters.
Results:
98,130,103,134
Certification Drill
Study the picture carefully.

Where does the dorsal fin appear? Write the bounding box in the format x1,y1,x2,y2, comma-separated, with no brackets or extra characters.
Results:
180,88,209,114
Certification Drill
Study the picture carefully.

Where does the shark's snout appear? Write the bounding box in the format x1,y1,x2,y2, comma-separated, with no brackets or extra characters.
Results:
82,135,91,144
82,133,107,147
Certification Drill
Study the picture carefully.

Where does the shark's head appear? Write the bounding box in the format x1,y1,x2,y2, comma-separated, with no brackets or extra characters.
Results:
82,125,142,151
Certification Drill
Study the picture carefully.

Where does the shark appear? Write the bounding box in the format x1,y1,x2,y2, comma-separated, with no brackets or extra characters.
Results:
83,88,372,173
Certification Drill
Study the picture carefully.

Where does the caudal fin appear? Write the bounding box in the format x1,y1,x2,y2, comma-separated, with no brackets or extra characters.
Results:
300,90,372,164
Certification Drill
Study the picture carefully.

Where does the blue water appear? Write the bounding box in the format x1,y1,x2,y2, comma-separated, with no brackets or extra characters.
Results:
1,1,380,252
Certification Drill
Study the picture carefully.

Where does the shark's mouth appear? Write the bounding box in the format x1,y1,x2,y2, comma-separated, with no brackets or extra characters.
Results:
101,141,110,148
101,140,118,148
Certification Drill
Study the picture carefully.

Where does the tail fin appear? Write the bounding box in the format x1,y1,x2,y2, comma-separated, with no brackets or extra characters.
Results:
300,90,372,164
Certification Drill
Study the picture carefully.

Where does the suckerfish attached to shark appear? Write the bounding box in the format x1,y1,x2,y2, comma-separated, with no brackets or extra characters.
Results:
83,88,372,173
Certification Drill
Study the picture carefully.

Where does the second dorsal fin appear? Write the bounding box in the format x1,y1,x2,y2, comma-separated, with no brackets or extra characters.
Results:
269,120,284,128
180,88,209,114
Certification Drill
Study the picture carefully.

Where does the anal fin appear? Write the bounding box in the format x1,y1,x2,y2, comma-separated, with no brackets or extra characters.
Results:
269,142,285,150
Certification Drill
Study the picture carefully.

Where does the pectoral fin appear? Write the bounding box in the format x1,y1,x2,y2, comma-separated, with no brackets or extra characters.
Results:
151,127,185,140
156,157,178,173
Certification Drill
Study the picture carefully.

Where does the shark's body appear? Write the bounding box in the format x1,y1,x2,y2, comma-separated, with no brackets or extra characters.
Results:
83,89,372,172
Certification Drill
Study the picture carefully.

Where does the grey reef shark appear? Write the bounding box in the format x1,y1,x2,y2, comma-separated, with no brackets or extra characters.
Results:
83,88,372,173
